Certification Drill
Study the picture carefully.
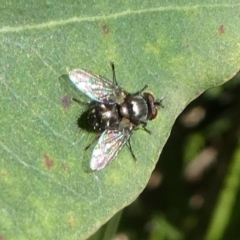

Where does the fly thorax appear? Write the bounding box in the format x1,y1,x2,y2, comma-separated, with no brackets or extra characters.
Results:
119,102,129,118
120,95,148,123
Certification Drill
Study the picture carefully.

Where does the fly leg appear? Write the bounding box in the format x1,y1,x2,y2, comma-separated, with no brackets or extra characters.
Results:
110,62,119,86
72,97,90,106
132,85,149,95
139,121,152,134
85,135,101,150
127,137,137,162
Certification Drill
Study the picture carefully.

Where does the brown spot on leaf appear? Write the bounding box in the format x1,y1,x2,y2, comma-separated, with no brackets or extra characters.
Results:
218,25,225,35
61,163,68,171
66,212,77,228
61,95,72,108
102,24,110,35
0,235,4,240
43,154,54,169
185,38,190,48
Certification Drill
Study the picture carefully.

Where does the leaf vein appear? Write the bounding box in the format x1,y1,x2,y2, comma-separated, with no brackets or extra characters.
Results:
0,4,239,33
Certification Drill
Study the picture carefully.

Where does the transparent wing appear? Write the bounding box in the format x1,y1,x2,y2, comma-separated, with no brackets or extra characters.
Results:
90,128,132,170
69,69,126,103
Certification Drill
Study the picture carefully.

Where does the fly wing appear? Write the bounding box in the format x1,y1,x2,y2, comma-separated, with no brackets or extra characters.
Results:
69,69,126,104
90,128,132,170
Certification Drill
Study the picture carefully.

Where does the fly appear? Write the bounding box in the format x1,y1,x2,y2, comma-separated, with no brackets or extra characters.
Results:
69,63,163,170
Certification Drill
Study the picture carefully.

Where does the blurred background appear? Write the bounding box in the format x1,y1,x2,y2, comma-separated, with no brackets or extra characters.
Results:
115,71,240,240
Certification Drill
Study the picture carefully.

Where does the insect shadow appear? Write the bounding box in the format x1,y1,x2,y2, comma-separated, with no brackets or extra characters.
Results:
75,101,101,133
59,74,98,131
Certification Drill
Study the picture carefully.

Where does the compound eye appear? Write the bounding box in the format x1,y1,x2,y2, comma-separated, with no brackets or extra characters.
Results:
143,92,158,120
150,107,158,120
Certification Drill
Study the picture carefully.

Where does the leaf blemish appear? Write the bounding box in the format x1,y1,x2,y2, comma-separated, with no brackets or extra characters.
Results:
43,154,54,170
61,163,68,171
102,24,110,35
61,95,72,108
185,38,190,48
66,212,77,228
218,25,225,35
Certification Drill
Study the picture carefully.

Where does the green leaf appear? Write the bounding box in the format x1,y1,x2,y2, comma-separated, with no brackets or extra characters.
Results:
1,1,240,239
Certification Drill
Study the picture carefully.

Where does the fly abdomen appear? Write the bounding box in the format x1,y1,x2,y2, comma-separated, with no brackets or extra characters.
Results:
87,103,120,131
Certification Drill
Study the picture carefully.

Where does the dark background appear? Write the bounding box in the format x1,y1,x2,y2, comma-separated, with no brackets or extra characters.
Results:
117,71,240,240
